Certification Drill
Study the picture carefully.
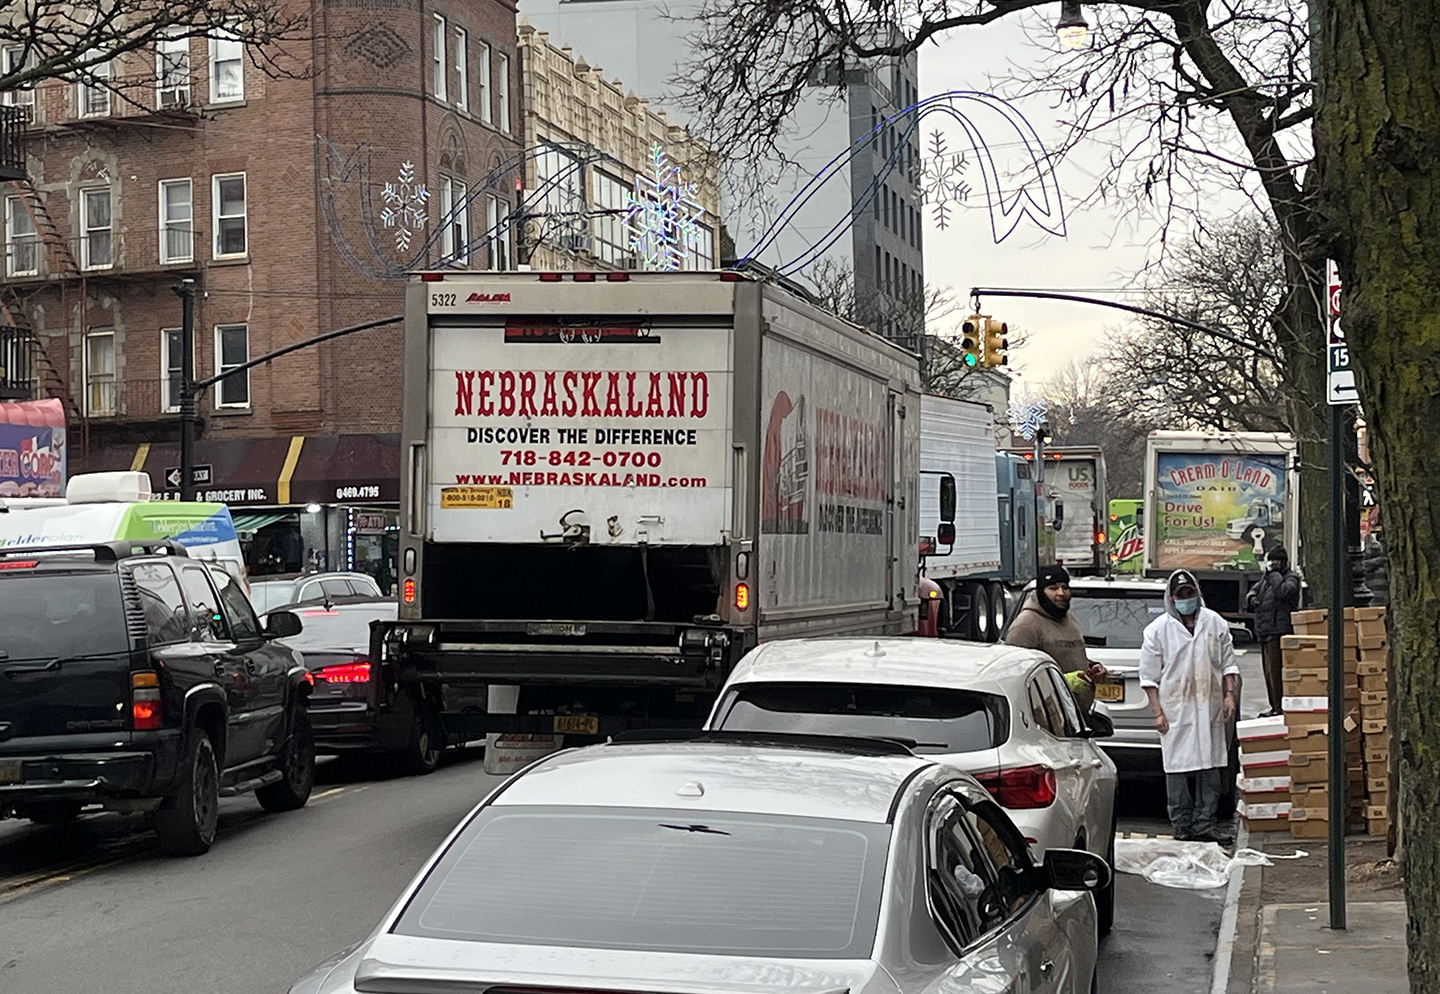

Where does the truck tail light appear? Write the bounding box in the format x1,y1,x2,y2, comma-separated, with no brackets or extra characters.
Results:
316,660,372,684
1096,530,1107,544
606,272,630,282
420,273,444,282
403,578,416,604
734,582,749,611
974,765,1057,809
572,271,596,282
131,671,162,731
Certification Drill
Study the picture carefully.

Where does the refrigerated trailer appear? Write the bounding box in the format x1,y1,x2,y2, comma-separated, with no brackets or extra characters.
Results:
376,271,923,742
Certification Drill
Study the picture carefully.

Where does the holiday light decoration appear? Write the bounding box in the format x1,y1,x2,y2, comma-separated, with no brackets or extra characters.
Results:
624,142,703,270
1008,401,1050,441
379,161,430,252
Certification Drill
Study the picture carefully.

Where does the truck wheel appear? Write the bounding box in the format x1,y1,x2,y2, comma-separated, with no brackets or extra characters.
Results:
156,731,219,857
257,708,316,813
970,583,992,642
989,582,1008,637
27,801,81,825
399,698,443,776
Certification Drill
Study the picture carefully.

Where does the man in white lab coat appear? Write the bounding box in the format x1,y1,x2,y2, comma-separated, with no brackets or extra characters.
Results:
1139,570,1241,844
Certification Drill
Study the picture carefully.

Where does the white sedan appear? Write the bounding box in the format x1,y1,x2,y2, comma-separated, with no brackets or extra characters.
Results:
704,637,1120,934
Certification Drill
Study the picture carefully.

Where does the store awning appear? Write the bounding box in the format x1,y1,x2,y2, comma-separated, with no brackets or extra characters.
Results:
77,434,400,508
230,511,294,535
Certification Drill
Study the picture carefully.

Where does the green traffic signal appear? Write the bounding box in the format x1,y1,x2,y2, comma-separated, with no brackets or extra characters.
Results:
964,352,978,367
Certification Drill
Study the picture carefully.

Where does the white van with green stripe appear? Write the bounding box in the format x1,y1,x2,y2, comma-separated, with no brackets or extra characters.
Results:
0,472,246,583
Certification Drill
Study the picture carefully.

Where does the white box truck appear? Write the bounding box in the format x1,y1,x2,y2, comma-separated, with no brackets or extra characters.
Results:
376,271,923,742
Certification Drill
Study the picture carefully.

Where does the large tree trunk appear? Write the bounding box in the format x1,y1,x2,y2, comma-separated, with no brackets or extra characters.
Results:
1314,2,1440,988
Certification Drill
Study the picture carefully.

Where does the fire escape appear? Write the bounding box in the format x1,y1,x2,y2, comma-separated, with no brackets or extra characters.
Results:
0,73,202,458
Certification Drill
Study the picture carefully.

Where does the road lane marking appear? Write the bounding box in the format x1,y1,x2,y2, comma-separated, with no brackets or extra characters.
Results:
312,787,346,801
0,859,123,905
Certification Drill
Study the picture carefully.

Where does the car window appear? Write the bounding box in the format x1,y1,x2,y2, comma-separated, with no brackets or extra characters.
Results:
297,580,324,602
247,583,290,615
131,562,191,645
716,682,1010,753
321,578,352,598
960,797,1033,919
1068,591,1166,649
351,574,381,595
1032,676,1067,738
211,567,262,642
0,571,130,658
1026,680,1057,736
178,566,228,641
394,805,890,958
1047,667,1085,736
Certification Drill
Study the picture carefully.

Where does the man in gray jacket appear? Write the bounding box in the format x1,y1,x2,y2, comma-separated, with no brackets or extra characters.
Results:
1247,545,1302,717
1005,564,1107,710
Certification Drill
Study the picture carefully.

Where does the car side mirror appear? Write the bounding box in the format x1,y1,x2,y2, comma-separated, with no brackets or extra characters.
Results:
1084,709,1115,738
1041,848,1112,893
264,610,303,639
1083,634,1107,647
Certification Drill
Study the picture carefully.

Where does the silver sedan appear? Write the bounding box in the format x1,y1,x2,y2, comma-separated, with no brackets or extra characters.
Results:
290,733,1108,994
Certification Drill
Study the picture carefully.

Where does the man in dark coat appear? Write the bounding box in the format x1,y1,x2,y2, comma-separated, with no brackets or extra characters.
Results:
1247,545,1303,717
1004,564,1106,710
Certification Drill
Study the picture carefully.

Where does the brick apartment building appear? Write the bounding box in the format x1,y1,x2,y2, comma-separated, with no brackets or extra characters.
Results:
0,1,522,588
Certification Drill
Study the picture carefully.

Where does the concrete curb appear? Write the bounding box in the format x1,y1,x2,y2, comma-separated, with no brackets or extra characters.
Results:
1210,820,1253,994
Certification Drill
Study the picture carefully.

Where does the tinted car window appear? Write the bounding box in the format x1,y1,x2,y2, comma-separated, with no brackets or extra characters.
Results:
717,682,1010,753
1047,667,1084,736
1068,591,1166,649
962,800,1032,918
395,805,890,958
320,578,352,598
131,562,190,645
179,566,227,641
0,572,129,658
211,568,262,642
281,603,396,652
1032,677,1066,738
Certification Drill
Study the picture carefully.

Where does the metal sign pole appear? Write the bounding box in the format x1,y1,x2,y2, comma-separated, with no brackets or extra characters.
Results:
174,280,196,503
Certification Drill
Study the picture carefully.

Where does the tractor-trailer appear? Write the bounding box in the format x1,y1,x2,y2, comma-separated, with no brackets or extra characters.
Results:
376,270,923,744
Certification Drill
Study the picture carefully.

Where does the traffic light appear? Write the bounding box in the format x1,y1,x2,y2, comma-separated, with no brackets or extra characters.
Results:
982,316,1009,367
960,315,983,367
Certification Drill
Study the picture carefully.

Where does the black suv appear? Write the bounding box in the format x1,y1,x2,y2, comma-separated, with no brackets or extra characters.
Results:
0,541,316,855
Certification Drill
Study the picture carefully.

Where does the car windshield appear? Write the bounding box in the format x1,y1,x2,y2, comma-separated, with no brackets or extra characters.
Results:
715,682,1009,753
0,572,129,659
248,583,294,616
280,604,396,652
394,805,890,958
1068,591,1167,650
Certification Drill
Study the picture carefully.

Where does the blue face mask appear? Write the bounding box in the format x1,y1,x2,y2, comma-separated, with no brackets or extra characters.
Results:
1174,596,1200,615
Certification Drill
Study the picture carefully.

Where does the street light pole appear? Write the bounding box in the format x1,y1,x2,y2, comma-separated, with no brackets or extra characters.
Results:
174,279,196,502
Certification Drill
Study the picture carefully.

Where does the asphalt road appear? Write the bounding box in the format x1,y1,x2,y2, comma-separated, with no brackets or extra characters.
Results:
0,647,1267,994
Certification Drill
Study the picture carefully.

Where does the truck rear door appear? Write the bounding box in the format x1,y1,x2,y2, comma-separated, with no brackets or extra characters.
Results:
0,566,133,743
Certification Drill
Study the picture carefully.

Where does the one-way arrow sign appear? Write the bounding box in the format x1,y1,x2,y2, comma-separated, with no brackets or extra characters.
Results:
164,465,213,489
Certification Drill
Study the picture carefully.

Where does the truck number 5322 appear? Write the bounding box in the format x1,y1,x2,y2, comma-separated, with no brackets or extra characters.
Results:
430,292,457,307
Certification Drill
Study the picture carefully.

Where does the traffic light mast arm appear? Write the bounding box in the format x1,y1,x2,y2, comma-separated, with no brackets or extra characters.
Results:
968,287,1280,364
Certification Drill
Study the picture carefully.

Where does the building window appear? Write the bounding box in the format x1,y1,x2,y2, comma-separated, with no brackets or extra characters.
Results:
533,142,587,252
432,14,447,100
162,328,184,412
485,194,510,270
591,170,631,266
440,175,469,264
79,54,111,117
2,47,35,119
85,329,115,416
686,222,716,270
496,52,510,132
454,27,468,110
209,31,244,103
156,33,190,108
81,188,113,270
214,324,249,407
212,173,247,258
159,178,193,263
478,42,491,124
6,196,37,277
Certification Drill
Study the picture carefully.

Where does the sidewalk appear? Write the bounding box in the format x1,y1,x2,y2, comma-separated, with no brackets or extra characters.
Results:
1224,834,1408,993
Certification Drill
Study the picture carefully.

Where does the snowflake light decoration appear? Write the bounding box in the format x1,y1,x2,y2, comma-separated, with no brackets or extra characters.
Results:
920,130,972,230
624,143,702,270
379,161,430,252
1008,401,1050,441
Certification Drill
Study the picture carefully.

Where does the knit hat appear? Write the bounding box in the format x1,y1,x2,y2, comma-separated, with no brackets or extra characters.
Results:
1038,564,1071,588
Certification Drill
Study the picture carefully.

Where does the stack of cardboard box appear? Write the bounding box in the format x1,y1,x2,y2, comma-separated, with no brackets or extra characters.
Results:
1282,611,1362,839
1352,606,1392,838
1237,715,1291,833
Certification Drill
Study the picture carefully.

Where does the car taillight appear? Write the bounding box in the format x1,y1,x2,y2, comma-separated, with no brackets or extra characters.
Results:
403,578,416,604
316,660,372,684
974,764,1057,809
131,671,162,730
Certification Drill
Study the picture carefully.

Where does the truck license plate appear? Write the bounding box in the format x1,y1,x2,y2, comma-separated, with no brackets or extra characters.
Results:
553,715,600,735
0,759,22,784
1095,680,1125,703
439,486,514,509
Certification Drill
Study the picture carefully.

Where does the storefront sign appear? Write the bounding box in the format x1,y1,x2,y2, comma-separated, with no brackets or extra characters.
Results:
0,400,66,498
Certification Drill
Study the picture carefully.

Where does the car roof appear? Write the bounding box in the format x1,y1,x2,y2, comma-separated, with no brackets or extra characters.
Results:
722,637,1053,698
495,739,939,823
251,572,376,586
268,594,395,614
1065,575,1168,593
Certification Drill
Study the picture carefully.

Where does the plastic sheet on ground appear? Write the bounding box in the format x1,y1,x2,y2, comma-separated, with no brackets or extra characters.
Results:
1113,838,1305,890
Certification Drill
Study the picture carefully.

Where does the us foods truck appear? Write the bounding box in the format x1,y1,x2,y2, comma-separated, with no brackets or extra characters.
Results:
377,270,923,743
1142,430,1299,621
1016,446,1108,574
